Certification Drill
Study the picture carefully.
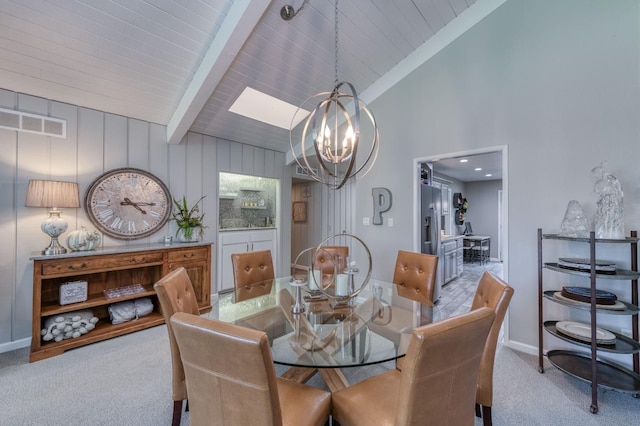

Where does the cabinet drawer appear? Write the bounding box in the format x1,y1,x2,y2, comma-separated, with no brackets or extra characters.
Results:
250,229,275,242
442,241,457,253
221,231,251,245
40,252,164,276
456,238,464,249
168,248,208,263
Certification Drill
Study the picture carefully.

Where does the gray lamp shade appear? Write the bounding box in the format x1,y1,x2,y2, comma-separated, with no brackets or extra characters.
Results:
25,180,80,208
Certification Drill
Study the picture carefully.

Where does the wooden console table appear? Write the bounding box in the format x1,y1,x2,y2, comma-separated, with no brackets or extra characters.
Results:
30,242,212,362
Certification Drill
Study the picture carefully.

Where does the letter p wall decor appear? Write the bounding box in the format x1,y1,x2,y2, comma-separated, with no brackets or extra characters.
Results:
372,188,392,225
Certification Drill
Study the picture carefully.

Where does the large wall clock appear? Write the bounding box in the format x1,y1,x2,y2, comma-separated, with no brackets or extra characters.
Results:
85,168,172,240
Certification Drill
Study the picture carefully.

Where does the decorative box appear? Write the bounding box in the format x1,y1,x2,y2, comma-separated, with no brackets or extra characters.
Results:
59,280,88,305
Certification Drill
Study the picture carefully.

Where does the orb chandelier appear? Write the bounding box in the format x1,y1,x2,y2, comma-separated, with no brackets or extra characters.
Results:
289,0,379,190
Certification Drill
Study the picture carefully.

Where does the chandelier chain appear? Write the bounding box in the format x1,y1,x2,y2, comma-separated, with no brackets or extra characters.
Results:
296,0,311,16
334,0,339,86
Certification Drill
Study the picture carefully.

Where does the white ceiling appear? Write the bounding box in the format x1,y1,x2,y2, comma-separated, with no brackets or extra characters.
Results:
431,151,502,182
0,0,506,154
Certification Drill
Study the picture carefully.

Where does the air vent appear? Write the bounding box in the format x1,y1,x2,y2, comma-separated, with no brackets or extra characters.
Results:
296,165,318,176
0,108,66,138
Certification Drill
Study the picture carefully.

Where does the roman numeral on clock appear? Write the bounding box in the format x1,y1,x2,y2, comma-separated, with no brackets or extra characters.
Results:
111,217,123,229
97,208,113,220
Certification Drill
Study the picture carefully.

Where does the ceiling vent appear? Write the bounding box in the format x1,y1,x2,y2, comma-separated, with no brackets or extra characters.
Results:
296,165,318,177
0,108,66,138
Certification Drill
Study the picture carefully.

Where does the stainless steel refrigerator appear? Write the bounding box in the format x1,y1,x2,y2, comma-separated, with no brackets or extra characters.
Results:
420,185,443,301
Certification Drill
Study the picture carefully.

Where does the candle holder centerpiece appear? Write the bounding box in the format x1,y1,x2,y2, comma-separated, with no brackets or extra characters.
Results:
313,233,372,308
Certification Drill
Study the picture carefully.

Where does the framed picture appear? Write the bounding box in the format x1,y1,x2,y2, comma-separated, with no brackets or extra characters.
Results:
292,201,307,222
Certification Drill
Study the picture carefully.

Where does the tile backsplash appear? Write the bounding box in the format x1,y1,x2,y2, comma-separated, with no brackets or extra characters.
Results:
219,172,278,228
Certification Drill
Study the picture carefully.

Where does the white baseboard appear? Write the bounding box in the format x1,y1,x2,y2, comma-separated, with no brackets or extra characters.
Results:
0,337,30,354
504,339,538,356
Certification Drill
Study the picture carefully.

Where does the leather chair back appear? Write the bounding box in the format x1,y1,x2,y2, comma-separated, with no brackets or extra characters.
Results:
393,250,438,304
170,312,331,426
470,271,514,410
232,250,275,300
313,246,349,275
396,307,495,425
153,267,201,424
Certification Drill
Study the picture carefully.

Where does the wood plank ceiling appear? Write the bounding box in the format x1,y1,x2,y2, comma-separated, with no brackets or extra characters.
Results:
0,0,494,154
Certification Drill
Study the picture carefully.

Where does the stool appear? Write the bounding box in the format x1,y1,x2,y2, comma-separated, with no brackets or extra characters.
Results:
471,243,489,265
463,245,474,262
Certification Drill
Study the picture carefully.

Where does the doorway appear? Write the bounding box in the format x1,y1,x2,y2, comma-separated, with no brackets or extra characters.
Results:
413,145,508,280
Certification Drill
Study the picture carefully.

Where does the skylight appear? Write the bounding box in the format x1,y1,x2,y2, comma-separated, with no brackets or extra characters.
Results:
229,87,309,130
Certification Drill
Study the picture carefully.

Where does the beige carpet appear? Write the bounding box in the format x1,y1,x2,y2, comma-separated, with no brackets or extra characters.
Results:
1,322,638,425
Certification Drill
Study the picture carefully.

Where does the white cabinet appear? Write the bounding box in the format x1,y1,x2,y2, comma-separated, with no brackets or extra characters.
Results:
441,184,451,215
441,237,463,285
217,229,276,293
432,180,451,233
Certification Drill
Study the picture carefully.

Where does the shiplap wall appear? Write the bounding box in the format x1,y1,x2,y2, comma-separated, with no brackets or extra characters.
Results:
0,88,288,351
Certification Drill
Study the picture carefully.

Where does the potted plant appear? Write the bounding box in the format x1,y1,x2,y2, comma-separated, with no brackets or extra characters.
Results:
172,195,207,242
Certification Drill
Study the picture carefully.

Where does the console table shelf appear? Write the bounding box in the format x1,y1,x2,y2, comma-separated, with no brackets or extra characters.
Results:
30,242,212,362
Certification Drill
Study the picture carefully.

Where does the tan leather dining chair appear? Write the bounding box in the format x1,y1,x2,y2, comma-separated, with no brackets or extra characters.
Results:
393,250,439,304
170,312,332,426
470,271,514,426
313,245,349,275
390,250,439,370
231,250,275,301
331,307,495,426
154,267,201,426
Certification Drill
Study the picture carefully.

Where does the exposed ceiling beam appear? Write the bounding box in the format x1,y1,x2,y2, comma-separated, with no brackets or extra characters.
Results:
167,0,273,144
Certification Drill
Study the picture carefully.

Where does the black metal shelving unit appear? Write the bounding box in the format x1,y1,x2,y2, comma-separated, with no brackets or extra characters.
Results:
537,229,640,414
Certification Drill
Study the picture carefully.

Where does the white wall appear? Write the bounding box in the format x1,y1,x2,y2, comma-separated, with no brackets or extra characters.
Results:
354,0,640,359
0,90,289,351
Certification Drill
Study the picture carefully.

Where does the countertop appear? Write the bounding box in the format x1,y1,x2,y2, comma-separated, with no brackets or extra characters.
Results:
441,234,464,241
218,226,277,232
30,240,213,260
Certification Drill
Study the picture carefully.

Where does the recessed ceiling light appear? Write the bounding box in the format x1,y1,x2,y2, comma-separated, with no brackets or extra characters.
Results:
475,167,482,171
485,173,492,177
229,87,309,130
459,159,468,163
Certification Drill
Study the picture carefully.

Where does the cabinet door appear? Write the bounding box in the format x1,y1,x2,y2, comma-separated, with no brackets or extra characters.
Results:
220,241,249,293
167,246,212,310
249,229,277,275
217,229,276,293
441,185,451,215
449,251,457,281
457,249,464,275
169,260,210,308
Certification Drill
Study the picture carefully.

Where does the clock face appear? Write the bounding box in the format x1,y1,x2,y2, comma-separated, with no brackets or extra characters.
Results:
85,168,171,240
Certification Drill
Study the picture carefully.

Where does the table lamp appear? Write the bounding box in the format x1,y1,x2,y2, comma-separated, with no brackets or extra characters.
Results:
25,180,80,255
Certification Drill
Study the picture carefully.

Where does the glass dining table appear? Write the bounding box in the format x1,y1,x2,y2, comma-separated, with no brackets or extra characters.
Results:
206,277,440,391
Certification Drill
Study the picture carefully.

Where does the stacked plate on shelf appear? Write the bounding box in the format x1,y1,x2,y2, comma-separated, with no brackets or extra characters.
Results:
553,286,626,310
555,320,616,345
557,257,617,274
561,286,617,305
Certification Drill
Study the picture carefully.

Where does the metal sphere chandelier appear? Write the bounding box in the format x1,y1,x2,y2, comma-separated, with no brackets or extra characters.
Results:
289,0,379,190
